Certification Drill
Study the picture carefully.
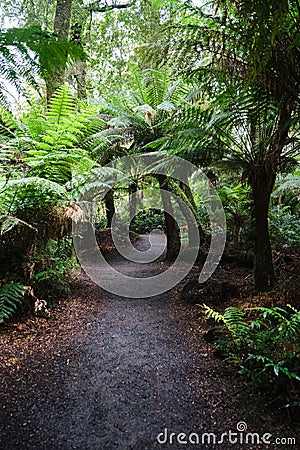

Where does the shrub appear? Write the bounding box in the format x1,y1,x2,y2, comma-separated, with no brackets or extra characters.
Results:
130,208,165,234
269,206,300,247
203,303,300,386
32,238,75,305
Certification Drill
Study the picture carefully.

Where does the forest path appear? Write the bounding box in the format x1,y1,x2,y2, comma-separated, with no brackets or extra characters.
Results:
0,237,292,449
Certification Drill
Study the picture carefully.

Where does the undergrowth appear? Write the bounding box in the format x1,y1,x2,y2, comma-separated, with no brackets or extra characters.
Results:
203,303,300,390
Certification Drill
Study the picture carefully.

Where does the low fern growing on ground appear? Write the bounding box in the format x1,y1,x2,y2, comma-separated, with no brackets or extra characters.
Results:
203,303,300,385
0,282,25,323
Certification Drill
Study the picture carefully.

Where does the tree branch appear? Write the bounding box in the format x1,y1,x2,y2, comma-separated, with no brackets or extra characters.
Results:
88,1,134,13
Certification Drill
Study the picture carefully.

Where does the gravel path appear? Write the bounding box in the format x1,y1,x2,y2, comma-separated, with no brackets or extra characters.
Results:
0,237,296,449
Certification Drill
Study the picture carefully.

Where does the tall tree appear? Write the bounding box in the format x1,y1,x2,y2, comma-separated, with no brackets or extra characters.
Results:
70,22,87,99
46,0,73,101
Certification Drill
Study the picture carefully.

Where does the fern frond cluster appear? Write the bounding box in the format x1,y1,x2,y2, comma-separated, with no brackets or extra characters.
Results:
0,85,105,184
0,26,83,108
203,303,300,383
90,69,190,162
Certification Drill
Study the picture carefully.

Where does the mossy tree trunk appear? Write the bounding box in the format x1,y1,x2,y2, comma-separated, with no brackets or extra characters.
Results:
129,180,138,220
179,180,206,246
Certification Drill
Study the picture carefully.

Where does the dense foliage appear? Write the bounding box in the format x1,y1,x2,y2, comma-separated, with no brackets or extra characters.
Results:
203,303,300,402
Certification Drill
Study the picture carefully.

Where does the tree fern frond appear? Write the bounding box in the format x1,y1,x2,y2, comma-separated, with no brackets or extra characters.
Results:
272,174,300,197
3,177,68,197
70,166,122,199
24,148,95,184
47,85,76,123
0,27,84,108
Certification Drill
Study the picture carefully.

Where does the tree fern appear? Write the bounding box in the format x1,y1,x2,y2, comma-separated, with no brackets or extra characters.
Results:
90,69,189,165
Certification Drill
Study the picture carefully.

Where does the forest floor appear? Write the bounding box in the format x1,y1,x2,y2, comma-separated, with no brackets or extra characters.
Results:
0,233,299,450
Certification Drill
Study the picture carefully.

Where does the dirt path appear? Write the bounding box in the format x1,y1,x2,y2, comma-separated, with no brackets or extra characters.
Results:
0,237,296,449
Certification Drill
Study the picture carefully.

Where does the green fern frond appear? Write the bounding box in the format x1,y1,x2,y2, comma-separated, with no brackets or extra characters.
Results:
47,85,76,123
202,304,225,323
0,282,25,323
70,166,120,200
0,27,83,108
1,177,68,204
223,306,246,325
203,304,249,341
287,304,300,314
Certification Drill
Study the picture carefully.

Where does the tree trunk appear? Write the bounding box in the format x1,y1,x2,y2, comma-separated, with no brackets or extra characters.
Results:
129,180,138,220
46,0,73,102
157,175,181,262
74,57,87,99
179,180,206,246
104,189,115,228
249,98,294,291
251,174,276,291
70,22,87,99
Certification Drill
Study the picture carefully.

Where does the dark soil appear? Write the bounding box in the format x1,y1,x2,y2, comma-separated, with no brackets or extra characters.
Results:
0,235,299,449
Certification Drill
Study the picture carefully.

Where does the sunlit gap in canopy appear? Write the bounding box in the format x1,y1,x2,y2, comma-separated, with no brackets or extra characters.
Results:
192,0,208,7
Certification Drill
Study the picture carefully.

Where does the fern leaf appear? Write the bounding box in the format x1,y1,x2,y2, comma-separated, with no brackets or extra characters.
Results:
202,304,225,323
0,282,24,323
47,85,76,123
